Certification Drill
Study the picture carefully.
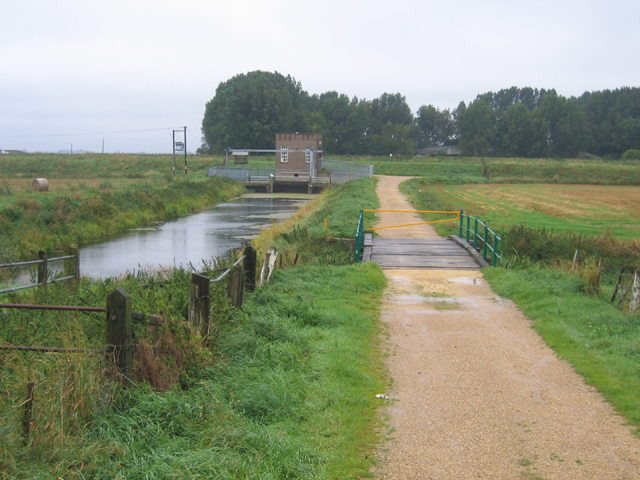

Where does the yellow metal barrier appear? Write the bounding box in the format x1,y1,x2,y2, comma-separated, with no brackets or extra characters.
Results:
362,209,460,231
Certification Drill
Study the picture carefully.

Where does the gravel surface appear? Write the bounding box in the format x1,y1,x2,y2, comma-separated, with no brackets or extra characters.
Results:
374,176,640,479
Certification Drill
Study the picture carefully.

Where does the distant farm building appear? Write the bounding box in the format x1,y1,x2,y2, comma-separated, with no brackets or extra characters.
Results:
274,133,327,192
416,146,461,157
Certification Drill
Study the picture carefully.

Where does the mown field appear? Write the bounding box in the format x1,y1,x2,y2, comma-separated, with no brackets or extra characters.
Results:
413,183,640,240
0,153,225,180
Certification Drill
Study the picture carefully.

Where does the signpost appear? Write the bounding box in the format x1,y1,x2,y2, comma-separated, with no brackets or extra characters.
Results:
172,127,187,176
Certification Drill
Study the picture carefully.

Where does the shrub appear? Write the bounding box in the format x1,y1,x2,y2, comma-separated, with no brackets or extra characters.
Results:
622,149,640,160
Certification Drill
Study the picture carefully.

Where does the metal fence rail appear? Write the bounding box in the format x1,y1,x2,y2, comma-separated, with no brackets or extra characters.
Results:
208,160,373,185
318,159,373,184
0,248,80,294
208,167,275,181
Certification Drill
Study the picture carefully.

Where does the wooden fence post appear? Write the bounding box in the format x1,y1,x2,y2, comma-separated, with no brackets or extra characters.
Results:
258,247,278,287
228,267,245,309
37,251,48,286
63,245,79,284
243,245,257,292
22,382,35,445
611,268,625,303
571,250,579,271
106,288,133,384
630,270,640,314
189,273,211,341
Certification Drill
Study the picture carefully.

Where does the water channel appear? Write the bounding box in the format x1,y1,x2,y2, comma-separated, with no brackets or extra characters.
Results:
10,194,314,283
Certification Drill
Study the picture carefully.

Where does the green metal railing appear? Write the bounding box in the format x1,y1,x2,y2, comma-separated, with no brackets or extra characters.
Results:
459,210,502,266
355,210,364,263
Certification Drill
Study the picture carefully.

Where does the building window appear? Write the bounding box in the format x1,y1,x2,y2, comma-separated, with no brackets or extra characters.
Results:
280,146,288,163
305,147,313,163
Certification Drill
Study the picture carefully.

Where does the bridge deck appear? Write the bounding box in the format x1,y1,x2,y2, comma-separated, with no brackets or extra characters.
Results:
365,235,483,270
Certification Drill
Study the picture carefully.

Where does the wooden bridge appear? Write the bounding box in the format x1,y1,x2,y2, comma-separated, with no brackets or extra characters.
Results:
354,209,500,270
361,234,487,270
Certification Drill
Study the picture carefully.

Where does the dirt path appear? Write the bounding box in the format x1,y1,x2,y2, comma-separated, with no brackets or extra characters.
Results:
374,176,640,479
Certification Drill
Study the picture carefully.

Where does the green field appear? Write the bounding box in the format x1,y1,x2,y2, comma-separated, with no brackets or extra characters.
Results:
403,182,640,241
329,155,640,185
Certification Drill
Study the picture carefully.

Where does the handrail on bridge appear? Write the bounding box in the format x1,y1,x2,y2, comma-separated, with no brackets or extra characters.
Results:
459,211,502,267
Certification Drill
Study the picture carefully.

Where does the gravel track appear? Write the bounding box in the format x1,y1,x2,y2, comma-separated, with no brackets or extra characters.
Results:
374,176,640,479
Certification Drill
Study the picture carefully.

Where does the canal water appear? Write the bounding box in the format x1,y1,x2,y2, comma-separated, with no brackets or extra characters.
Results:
79,193,313,278
7,194,313,284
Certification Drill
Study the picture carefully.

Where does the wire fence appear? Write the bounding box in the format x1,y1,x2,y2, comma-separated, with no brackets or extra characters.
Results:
208,159,373,185
318,159,373,184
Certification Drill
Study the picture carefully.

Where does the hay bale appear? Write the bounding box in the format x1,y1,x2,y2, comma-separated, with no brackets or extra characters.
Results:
32,178,49,192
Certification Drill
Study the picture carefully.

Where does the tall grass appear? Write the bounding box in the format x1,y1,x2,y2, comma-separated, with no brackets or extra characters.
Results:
0,262,388,478
500,225,640,271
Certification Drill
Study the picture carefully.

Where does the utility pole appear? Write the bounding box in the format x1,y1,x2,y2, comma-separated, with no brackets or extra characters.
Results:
172,127,188,176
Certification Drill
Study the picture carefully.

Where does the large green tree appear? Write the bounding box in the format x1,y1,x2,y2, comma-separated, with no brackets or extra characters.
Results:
414,105,455,148
308,92,369,154
579,87,640,157
367,93,415,155
201,71,308,153
456,100,495,156
537,93,590,158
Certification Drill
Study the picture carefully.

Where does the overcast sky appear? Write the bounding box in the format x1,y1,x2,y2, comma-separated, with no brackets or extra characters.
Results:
1,0,638,153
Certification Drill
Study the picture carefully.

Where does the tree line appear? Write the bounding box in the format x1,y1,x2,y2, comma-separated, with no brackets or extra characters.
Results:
200,71,640,159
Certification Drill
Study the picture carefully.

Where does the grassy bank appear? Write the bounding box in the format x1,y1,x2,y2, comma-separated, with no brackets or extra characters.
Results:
0,153,224,179
483,267,640,435
1,178,389,478
0,263,387,478
252,177,380,267
0,176,245,261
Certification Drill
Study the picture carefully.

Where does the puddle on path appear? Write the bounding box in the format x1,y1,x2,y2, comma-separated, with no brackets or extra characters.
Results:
449,277,482,285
